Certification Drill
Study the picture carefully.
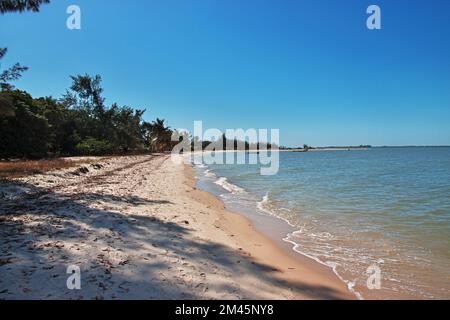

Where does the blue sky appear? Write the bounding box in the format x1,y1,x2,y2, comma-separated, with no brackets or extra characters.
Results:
1,0,449,146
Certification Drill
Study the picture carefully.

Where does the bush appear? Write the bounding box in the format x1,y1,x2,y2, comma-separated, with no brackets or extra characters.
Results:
0,92,50,159
75,138,114,156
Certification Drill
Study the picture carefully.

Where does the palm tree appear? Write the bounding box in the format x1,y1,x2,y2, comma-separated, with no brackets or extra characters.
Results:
147,118,172,152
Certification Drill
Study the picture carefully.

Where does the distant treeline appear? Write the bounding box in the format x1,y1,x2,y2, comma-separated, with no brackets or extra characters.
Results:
318,145,372,149
279,145,372,151
189,135,277,152
279,144,312,150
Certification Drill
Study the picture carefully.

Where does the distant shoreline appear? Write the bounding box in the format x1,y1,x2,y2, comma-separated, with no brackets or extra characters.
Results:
280,146,450,152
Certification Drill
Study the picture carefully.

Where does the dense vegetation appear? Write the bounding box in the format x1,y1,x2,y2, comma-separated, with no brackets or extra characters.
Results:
0,74,176,158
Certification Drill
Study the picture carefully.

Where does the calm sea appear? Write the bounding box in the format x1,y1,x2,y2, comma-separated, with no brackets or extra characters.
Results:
193,147,450,299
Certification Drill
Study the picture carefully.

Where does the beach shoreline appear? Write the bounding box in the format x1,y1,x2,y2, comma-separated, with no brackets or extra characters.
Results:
190,152,426,300
0,154,354,299
183,160,356,300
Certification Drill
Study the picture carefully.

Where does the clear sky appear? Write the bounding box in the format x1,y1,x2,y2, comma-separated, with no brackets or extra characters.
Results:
1,0,449,147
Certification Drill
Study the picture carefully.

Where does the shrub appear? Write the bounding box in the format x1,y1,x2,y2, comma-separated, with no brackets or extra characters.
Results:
75,137,114,156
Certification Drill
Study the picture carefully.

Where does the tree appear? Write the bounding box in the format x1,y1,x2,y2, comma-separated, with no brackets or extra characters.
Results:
60,74,148,155
0,48,28,91
111,104,145,153
0,73,155,158
61,74,108,142
170,129,191,153
146,118,172,152
63,74,105,116
0,90,15,116
0,90,50,158
190,135,202,151
221,133,227,150
0,0,50,13
34,96,71,154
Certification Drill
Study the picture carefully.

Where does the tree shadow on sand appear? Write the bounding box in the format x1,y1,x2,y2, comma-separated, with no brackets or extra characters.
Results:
0,180,347,300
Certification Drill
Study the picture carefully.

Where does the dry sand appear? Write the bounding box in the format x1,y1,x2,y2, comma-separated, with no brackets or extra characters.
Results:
0,154,354,299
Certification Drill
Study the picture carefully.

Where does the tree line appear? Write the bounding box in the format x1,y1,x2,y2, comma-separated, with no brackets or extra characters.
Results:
0,74,177,158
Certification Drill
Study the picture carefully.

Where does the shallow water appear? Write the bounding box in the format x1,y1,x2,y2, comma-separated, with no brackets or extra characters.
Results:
192,147,450,299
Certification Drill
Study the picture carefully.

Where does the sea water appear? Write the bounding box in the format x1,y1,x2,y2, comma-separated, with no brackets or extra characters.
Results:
193,147,450,299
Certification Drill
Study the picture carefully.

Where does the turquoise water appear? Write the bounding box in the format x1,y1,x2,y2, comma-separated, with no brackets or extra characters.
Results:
193,147,450,299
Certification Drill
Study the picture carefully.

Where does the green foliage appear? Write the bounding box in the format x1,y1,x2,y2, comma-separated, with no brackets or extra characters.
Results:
0,48,28,91
0,90,50,158
75,138,114,156
0,91,15,116
0,74,177,158
0,0,50,14
144,118,173,152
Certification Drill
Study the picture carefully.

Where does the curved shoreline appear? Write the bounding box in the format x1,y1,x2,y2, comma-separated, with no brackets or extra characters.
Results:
189,160,421,300
184,162,356,300
257,192,364,299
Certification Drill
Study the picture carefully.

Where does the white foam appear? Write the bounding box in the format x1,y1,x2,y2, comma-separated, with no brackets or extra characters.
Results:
204,169,216,178
256,193,270,212
283,233,364,300
256,192,296,228
204,173,365,300
214,177,245,194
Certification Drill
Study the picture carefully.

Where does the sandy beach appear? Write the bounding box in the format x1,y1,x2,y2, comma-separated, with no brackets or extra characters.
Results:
0,154,354,300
